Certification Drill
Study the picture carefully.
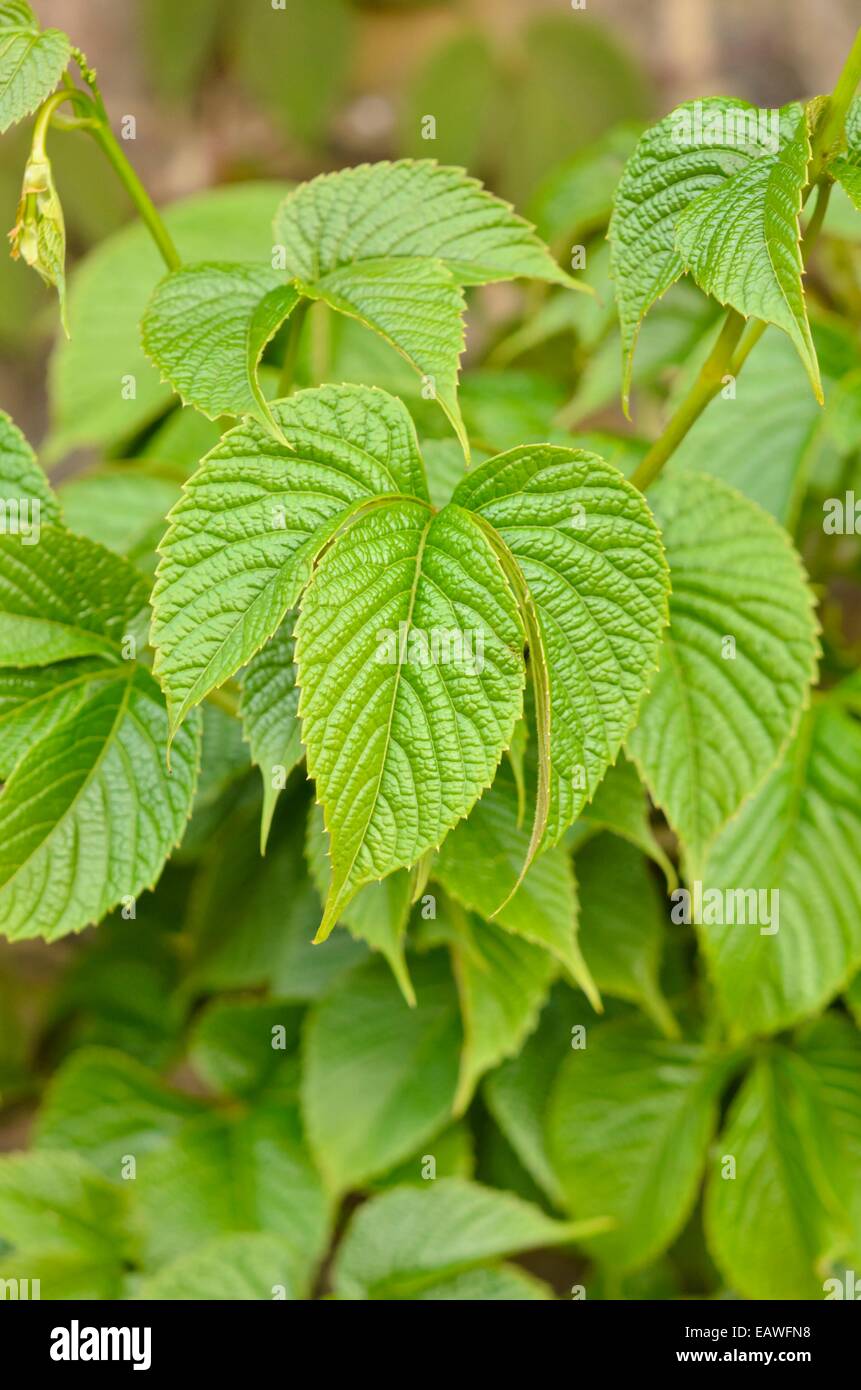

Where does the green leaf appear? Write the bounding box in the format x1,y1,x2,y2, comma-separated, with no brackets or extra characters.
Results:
0,1151,131,1299
34,1047,204,1177
530,123,642,245
271,160,579,452
301,954,462,1195
827,94,861,210
187,998,303,1100
306,801,414,1006
433,762,589,986
0,408,59,521
575,834,676,1035
0,658,109,777
454,445,669,852
704,1050,831,1299
547,1018,728,1270
296,497,524,937
142,263,299,438
140,1233,299,1300
627,473,818,872
0,665,200,941
412,1264,554,1301
669,327,833,526
152,383,428,731
48,182,289,456
333,1177,607,1299
568,753,676,889
235,0,353,147
0,525,148,666
0,1,70,134
239,615,303,850
133,1105,330,1292
700,702,861,1037
610,99,800,411
675,109,821,401
448,907,556,1114
483,987,572,1207
58,463,182,574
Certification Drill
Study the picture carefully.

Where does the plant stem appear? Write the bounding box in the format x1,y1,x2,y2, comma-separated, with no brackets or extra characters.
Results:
277,298,310,396
630,310,745,491
812,24,861,168
89,122,180,271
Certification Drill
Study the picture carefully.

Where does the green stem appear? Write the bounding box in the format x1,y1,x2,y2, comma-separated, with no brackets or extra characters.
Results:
277,298,310,396
630,310,745,491
813,24,861,167
89,121,180,271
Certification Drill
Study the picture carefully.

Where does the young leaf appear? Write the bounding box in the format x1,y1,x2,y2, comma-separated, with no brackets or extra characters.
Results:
332,1177,607,1299
453,445,669,852
675,109,822,401
0,1,70,134
151,384,429,731
301,954,462,1195
547,1018,730,1270
0,666,200,942
295,498,525,937
627,473,819,873
239,614,303,851
9,146,68,332
448,907,556,1115
0,408,60,521
700,702,861,1038
142,263,300,439
610,99,791,410
0,525,149,666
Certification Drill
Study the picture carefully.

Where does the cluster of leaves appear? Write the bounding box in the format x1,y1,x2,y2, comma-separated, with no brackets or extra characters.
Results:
1,2,861,1301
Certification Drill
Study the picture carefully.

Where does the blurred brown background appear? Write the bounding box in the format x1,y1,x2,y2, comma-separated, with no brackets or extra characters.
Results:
1,0,857,446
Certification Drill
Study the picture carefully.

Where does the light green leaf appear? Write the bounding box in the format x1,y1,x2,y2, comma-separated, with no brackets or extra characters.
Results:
0,525,148,666
575,834,676,1035
700,702,861,1037
413,1263,554,1301
547,1018,729,1270
333,1177,607,1299
0,1,70,134
610,99,800,410
239,615,303,850
449,906,556,1114
704,1050,830,1299
0,1151,131,1299
627,473,818,873
0,665,201,942
454,445,669,852
151,384,429,731
0,408,59,521
301,954,462,1196
530,123,642,245
296,498,524,937
372,1122,473,1191
306,801,414,1006
675,109,821,400
58,463,181,574
134,1106,330,1292
140,1233,299,1300
34,1047,204,1177
48,182,289,456
434,762,588,985
568,753,676,888
142,263,299,438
